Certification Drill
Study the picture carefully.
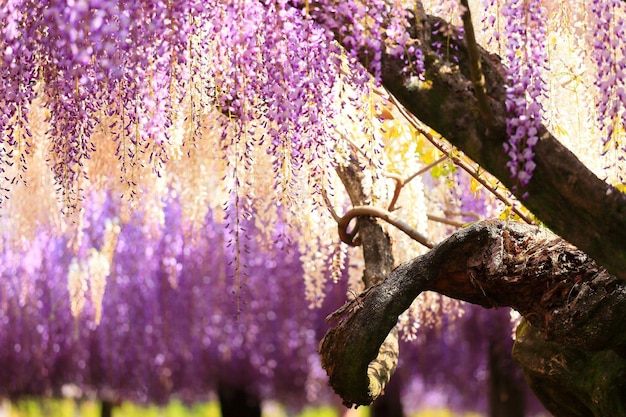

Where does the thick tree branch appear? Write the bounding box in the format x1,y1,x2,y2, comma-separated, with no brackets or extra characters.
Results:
513,320,626,417
376,11,626,281
304,2,626,410
319,219,626,407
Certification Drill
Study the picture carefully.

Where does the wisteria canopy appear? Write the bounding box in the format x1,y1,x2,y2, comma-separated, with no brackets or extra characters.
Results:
2,0,626,416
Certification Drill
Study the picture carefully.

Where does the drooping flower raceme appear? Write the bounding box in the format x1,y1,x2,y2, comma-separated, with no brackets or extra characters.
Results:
0,0,434,311
0,0,423,212
586,0,626,157
501,0,548,189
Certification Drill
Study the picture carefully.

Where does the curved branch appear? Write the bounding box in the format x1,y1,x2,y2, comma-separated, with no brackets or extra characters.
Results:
337,206,435,248
384,156,447,212
331,159,401,408
319,219,626,407
301,1,626,279
384,173,404,212
320,257,431,406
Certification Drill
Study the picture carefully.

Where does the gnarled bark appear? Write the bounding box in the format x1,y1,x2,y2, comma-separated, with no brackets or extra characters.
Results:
319,220,626,407
306,2,626,413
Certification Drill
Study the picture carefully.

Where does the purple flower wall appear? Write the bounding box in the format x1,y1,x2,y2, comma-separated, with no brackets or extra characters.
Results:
0,195,345,409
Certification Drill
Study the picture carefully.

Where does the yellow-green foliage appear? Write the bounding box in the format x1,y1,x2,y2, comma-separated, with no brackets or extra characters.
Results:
3,399,484,417
4,399,220,417
411,409,483,417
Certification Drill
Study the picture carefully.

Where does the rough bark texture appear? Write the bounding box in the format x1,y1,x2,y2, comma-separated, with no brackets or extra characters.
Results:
305,2,626,414
319,220,626,408
335,162,395,288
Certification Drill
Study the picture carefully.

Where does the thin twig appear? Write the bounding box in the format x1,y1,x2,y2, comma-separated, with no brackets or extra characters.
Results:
321,186,342,222
460,0,494,127
384,155,448,211
427,214,467,228
337,205,435,248
404,155,448,185
388,93,534,225
443,210,482,220
383,173,404,212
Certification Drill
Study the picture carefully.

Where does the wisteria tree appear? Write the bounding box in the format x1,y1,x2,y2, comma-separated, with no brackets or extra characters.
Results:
2,0,626,416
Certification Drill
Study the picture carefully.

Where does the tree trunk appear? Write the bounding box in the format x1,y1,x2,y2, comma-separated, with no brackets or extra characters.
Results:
370,374,404,417
513,320,626,417
297,0,626,280
328,162,400,407
217,383,261,417
100,401,113,417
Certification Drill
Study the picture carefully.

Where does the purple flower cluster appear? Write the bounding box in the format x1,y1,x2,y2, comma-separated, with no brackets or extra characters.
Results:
0,0,432,215
0,0,40,195
586,0,626,147
385,5,426,78
501,0,548,189
431,21,464,65
0,193,347,407
310,0,384,81
191,1,343,205
0,188,550,413
481,0,502,51
311,0,425,83
0,0,197,210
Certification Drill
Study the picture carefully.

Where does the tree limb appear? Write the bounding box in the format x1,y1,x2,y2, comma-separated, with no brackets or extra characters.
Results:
330,160,400,406
513,319,626,417
335,205,435,248
376,10,626,281
319,219,626,407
